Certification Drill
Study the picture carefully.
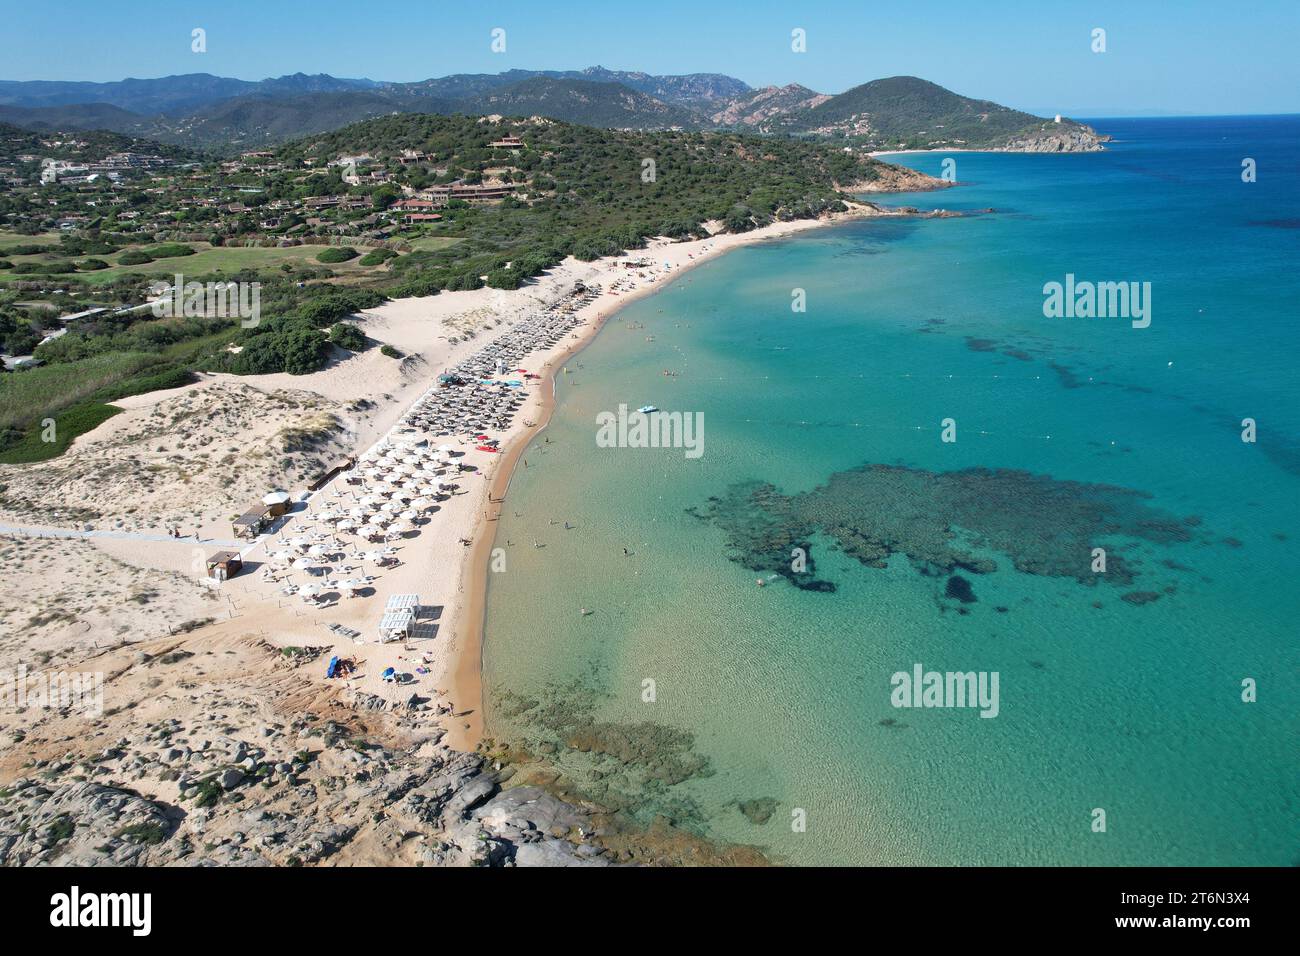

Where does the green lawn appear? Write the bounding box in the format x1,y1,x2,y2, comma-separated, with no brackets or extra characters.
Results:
0,230,61,251
75,243,374,285
404,236,463,252
0,241,391,286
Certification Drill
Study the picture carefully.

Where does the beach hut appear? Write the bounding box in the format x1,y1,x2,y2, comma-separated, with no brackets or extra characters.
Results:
262,491,292,517
232,507,270,540
205,551,243,581
377,608,415,643
385,593,420,616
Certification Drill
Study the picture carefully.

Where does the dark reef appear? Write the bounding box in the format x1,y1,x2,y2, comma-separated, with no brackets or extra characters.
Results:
688,461,1204,596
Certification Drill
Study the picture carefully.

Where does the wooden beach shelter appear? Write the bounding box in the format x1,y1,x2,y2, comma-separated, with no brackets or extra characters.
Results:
206,551,243,581
232,506,271,540
262,491,292,517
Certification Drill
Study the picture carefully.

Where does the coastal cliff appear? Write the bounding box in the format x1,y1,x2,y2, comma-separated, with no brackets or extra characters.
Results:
1002,122,1109,152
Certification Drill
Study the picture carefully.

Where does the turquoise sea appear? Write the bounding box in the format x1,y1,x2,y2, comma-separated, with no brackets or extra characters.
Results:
482,117,1300,865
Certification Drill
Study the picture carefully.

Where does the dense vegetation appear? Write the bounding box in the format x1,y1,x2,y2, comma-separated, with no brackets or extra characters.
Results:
0,112,896,459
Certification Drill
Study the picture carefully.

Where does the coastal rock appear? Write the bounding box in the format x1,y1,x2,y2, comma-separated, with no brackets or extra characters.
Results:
0,781,175,867
514,839,609,867
1003,124,1107,152
218,768,245,790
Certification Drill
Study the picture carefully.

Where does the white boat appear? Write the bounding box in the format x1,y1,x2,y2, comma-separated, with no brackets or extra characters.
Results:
637,405,658,414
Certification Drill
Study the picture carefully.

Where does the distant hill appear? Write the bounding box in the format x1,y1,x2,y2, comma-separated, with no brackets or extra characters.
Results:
709,84,831,129
0,68,1103,154
0,102,149,135
150,91,432,149
0,72,378,114
784,76,1103,150
466,77,702,129
568,67,749,105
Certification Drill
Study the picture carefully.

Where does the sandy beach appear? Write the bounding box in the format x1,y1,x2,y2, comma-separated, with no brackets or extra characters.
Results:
0,200,912,761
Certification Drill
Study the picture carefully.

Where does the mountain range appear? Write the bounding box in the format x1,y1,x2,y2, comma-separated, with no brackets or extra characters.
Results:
0,67,1103,153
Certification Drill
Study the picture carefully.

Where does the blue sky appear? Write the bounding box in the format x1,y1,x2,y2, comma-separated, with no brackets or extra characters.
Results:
3,0,1297,115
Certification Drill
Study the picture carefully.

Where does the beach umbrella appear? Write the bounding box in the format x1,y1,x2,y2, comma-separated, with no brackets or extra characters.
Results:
399,510,418,521
336,519,358,532
292,558,315,571
307,545,329,558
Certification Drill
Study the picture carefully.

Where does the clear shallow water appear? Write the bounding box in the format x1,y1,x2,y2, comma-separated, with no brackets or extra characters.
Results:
483,117,1300,865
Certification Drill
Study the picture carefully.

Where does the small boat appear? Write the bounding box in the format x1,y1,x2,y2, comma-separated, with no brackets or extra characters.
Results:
476,445,499,453
637,405,658,414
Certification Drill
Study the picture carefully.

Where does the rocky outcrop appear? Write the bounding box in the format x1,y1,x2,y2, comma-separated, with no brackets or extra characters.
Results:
0,720,608,867
1003,123,1108,152
848,160,952,193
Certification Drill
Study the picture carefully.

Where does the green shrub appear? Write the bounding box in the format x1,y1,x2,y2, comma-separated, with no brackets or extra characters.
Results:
316,246,358,264
380,344,403,359
116,821,168,845
145,243,195,259
78,258,111,271
11,260,78,274
192,779,222,808
444,271,483,291
118,249,153,265
358,248,397,266
329,321,367,351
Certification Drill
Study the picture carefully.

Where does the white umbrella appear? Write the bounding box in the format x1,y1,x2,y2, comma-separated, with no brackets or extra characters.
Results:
336,519,358,531
292,558,315,571
307,545,329,558
400,509,418,521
